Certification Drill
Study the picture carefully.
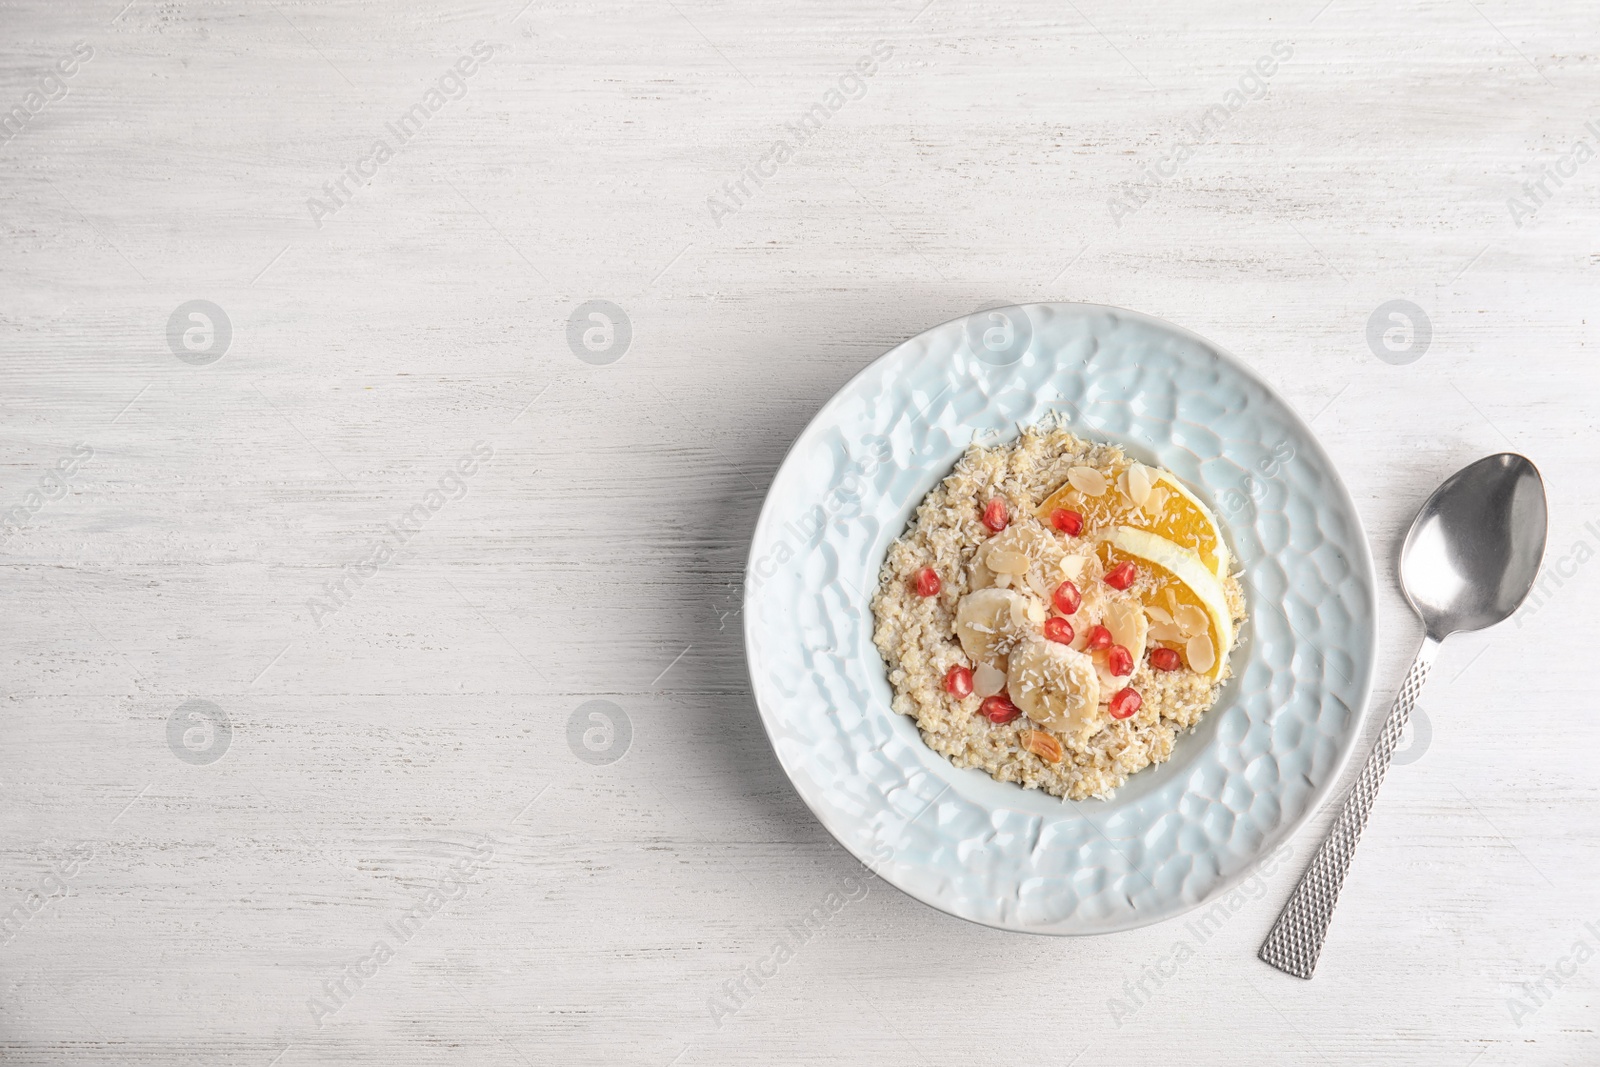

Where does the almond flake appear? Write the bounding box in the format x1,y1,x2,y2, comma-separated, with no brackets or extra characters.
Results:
1067,466,1108,497
1104,599,1145,652
1128,463,1153,508
1149,620,1186,643
1186,633,1216,674
1060,555,1090,580
1175,603,1209,637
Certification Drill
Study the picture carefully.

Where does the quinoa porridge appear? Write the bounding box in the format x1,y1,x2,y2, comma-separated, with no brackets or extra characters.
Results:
870,422,1247,801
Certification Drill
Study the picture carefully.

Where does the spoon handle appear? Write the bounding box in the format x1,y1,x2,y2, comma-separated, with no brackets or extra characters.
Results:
1258,635,1440,979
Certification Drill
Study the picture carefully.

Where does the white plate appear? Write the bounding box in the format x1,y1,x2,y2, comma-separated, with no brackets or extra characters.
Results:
743,303,1377,935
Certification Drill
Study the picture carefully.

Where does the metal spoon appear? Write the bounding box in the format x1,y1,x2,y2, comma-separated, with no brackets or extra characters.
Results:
1259,453,1548,979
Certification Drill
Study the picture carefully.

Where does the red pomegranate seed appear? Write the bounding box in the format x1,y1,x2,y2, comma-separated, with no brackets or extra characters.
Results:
1104,561,1138,590
1049,508,1083,536
1108,644,1133,676
1051,580,1082,616
945,664,973,697
1043,617,1074,645
1149,647,1182,672
914,567,941,597
982,497,1010,532
1085,624,1113,652
1108,687,1142,720
980,693,1021,724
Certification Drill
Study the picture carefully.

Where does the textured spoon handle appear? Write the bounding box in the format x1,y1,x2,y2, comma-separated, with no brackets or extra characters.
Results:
1259,636,1439,979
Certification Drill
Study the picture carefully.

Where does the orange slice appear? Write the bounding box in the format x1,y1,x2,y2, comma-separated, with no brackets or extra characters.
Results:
1036,466,1229,579
1099,527,1232,681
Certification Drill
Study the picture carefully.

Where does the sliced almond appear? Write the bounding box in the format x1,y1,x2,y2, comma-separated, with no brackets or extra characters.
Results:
1024,599,1047,625
1186,632,1216,675
1019,728,1064,764
1060,555,1090,580
995,572,1012,588
973,662,1006,698
1175,603,1209,637
1103,599,1148,664
1067,466,1108,497
987,547,1031,574
1146,486,1170,515
1127,463,1153,508
1144,605,1174,626
1149,620,1187,643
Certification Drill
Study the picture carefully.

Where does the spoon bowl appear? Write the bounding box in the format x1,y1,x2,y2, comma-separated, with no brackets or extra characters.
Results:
1400,453,1549,640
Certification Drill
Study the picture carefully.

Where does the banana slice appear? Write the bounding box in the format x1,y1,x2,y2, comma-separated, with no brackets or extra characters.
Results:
1008,637,1100,736
953,588,1039,666
1094,597,1149,696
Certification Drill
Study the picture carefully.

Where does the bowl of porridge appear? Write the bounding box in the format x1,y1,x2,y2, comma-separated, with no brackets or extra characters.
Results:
743,303,1377,934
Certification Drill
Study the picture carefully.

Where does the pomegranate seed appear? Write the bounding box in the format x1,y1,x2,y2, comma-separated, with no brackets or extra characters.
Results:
1104,561,1138,590
914,567,941,597
1051,580,1082,616
1108,687,1143,720
1108,644,1133,676
945,664,973,697
1149,647,1182,672
1043,617,1074,645
980,693,1021,724
982,497,1010,532
1085,624,1113,652
1049,508,1084,536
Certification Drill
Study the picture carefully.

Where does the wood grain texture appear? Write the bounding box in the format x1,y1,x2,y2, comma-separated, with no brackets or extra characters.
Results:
1,0,1597,1063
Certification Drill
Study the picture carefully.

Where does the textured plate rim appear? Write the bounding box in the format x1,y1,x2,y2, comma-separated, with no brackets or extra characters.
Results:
742,301,1379,936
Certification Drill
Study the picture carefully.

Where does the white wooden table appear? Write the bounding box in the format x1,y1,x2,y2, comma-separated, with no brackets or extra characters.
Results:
3,1,1597,1063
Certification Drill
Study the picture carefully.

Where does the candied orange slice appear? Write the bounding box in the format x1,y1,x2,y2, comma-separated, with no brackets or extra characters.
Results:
1098,527,1232,680
1036,465,1229,579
